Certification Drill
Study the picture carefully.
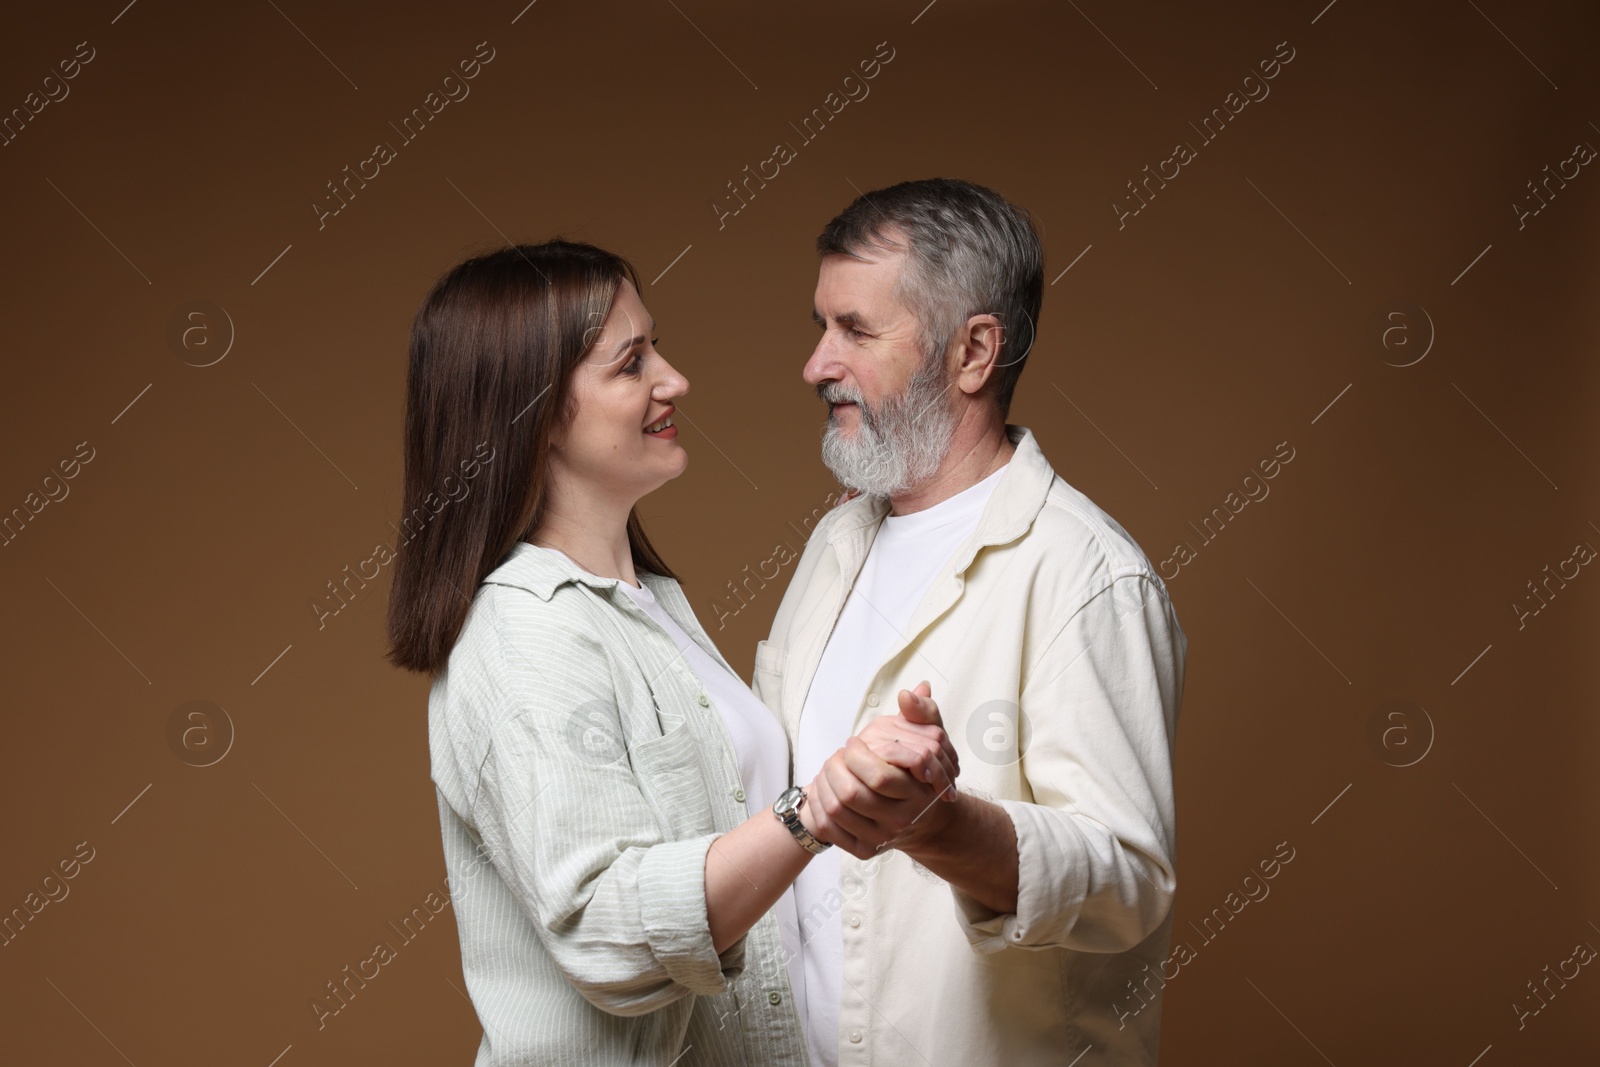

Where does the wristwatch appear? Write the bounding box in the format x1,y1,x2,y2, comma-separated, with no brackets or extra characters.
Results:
773,786,831,854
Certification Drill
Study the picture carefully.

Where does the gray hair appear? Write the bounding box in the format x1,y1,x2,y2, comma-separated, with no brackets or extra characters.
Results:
815,178,1043,417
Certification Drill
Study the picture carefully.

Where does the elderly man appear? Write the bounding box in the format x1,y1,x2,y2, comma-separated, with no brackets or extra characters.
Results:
752,178,1188,1066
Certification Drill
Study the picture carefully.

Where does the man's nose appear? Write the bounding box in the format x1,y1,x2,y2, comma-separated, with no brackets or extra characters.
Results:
802,336,836,386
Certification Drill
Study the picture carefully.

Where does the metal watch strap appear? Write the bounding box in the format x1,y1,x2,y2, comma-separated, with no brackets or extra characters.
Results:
774,786,831,854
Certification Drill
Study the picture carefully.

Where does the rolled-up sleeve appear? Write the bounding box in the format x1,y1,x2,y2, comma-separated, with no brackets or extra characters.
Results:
468,590,743,1014
952,573,1184,954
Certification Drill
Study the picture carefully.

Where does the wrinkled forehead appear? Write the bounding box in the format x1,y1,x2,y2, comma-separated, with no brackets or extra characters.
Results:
815,243,910,315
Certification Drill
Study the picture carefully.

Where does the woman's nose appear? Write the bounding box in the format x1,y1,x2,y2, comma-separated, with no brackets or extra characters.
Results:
658,360,689,398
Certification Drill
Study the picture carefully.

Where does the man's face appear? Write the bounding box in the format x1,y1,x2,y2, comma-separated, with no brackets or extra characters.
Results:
804,242,959,497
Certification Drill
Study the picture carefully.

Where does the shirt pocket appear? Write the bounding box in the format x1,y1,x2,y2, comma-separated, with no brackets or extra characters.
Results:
629,718,717,837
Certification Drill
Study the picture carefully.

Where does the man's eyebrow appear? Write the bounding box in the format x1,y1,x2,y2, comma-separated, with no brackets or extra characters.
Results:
812,308,869,330
611,317,658,356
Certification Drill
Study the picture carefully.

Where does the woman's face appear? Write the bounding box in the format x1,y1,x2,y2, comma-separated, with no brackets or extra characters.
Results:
548,278,690,508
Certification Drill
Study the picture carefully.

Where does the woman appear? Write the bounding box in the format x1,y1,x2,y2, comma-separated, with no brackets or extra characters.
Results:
385,239,958,1066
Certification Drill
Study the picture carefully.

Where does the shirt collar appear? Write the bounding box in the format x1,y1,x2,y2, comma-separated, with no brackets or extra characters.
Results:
826,423,1055,568
482,539,672,604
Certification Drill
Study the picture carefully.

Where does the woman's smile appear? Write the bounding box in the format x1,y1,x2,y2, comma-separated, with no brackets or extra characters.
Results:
644,406,678,439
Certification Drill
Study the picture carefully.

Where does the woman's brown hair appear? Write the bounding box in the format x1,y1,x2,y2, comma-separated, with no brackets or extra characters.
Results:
385,239,680,675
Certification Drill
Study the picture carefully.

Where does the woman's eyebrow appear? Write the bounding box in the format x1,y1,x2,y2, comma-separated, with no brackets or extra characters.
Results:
611,318,658,356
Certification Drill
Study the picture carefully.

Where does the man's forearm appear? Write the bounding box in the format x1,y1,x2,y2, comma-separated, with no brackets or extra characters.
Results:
902,790,1019,915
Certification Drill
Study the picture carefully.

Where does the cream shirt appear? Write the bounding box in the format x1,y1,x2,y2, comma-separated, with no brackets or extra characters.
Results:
754,424,1187,1066
790,461,1007,1067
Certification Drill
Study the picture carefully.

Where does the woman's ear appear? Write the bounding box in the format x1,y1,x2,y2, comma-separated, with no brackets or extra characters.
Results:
546,403,570,453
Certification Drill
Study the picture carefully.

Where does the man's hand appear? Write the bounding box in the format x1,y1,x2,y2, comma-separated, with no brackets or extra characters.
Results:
801,682,961,859
855,682,959,797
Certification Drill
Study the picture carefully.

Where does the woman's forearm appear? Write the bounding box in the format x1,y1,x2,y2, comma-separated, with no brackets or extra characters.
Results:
704,799,816,954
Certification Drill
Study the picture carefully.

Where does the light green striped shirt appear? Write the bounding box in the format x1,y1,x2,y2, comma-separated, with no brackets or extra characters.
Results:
429,541,809,1066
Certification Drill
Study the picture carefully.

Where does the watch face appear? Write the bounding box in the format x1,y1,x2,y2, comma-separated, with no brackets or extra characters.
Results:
775,787,801,816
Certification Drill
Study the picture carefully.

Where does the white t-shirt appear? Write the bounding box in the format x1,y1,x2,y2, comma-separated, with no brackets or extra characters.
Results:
790,463,1009,1067
538,546,807,1022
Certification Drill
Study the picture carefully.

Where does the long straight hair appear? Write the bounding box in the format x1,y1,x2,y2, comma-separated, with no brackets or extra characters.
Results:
386,240,680,675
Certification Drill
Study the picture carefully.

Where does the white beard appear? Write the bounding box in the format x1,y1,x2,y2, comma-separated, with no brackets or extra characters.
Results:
818,351,958,498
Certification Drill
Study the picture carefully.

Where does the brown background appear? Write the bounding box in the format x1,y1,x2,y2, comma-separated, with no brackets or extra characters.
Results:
2,0,1596,1063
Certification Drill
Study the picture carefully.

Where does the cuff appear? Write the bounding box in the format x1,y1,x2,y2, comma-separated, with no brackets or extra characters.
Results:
949,799,1089,953
638,833,745,995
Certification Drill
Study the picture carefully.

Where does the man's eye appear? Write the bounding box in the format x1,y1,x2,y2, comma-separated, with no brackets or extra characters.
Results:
847,327,866,339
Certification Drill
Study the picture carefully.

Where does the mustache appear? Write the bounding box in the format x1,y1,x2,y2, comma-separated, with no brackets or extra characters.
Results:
818,384,874,432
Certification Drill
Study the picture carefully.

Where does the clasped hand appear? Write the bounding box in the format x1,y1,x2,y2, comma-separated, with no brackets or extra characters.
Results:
800,681,961,859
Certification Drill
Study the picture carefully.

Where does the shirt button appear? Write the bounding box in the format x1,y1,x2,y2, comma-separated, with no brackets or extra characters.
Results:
848,915,860,928
697,694,710,707
733,788,746,803
849,1030,863,1043
865,693,879,707
767,991,782,1005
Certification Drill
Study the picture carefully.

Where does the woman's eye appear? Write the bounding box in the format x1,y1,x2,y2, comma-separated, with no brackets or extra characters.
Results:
624,350,644,374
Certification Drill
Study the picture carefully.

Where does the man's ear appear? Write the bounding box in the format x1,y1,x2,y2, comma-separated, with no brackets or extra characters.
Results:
955,313,1005,396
